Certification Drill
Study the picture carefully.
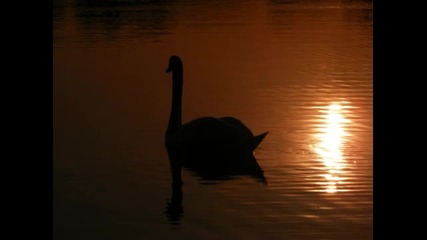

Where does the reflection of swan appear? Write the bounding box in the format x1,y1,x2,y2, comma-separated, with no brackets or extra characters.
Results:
164,55,268,186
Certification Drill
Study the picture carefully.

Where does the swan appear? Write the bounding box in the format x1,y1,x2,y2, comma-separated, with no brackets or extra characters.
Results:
164,55,268,184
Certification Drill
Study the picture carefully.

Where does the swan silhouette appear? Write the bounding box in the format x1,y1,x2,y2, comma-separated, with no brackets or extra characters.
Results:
164,55,268,187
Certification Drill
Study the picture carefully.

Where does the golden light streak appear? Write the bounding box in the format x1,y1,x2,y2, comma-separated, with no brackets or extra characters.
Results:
314,103,350,193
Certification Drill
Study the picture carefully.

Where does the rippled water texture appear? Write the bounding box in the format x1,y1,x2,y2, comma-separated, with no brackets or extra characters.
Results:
53,0,372,239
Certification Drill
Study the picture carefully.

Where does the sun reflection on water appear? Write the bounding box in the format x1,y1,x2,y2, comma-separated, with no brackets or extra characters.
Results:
314,103,351,193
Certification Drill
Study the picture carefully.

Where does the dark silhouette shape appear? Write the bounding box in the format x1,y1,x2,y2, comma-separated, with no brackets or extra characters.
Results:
163,145,266,227
164,54,268,182
163,147,184,227
163,55,268,225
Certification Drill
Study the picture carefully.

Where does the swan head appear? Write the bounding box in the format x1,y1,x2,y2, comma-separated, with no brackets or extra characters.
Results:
166,55,183,73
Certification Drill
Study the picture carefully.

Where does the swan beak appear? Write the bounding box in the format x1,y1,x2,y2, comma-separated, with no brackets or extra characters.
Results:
166,66,172,73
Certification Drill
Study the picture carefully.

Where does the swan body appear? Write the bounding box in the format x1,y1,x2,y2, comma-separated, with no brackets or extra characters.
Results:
167,116,267,151
165,55,268,183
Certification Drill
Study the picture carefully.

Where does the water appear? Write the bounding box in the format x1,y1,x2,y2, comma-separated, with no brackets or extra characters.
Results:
53,0,372,239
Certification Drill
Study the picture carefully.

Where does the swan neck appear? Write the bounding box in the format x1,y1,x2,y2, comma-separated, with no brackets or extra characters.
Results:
167,69,183,135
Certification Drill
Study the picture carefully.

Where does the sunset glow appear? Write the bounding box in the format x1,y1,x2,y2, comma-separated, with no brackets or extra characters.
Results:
314,103,351,193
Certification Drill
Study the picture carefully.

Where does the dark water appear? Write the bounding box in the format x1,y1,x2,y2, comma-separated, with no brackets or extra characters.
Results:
53,0,372,239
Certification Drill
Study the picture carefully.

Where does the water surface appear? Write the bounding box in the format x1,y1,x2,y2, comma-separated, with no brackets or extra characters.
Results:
53,0,372,239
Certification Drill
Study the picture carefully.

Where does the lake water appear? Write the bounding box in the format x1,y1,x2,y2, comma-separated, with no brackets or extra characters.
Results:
53,0,372,239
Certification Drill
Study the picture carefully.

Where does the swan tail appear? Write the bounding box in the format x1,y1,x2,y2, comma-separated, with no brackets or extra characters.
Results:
249,131,269,151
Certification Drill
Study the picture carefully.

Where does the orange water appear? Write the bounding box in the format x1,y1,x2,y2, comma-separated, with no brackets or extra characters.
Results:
54,0,372,239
